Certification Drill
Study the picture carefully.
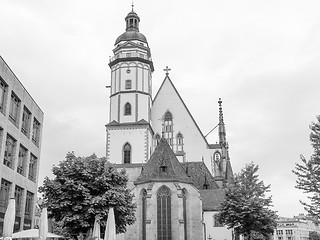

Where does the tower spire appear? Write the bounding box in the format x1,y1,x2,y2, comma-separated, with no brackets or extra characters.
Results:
218,98,227,147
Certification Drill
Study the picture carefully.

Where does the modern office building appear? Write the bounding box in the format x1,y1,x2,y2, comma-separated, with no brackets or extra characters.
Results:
0,55,43,235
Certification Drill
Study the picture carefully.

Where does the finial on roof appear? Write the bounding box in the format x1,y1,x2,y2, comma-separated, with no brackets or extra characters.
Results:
131,0,134,11
218,98,224,124
202,156,204,162
203,174,209,189
161,123,164,138
163,66,171,76
160,157,167,172
218,98,227,146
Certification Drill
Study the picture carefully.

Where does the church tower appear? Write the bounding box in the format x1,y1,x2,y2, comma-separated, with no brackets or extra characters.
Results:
106,7,154,164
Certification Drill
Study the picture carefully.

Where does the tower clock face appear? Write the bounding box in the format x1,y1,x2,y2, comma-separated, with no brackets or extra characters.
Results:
214,152,221,161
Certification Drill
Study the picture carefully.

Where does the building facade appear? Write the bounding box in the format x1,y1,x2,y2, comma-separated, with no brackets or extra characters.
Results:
274,214,320,240
0,55,43,235
105,7,234,240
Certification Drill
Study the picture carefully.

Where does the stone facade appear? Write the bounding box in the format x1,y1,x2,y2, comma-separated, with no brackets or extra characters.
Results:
105,7,234,240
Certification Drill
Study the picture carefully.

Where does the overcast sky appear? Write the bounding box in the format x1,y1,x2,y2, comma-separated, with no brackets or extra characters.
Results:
1,0,319,218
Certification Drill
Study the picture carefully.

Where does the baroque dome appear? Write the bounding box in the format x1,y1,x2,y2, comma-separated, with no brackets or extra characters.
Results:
115,31,148,45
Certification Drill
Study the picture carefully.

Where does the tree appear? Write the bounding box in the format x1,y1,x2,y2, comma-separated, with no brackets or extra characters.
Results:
310,231,320,240
38,152,136,239
293,115,320,220
217,163,277,240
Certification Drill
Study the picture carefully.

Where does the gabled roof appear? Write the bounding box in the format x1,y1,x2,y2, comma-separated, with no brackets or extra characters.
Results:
200,189,226,211
135,138,193,185
153,75,212,148
181,162,219,190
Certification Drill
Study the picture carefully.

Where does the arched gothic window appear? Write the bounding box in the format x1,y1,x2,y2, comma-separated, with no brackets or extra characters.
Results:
163,111,173,147
123,143,131,163
182,189,188,240
124,102,131,115
142,189,147,240
157,186,172,240
176,132,184,152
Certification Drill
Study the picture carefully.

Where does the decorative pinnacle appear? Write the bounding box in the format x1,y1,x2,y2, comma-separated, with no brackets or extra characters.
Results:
131,0,134,11
163,66,171,75
218,98,224,124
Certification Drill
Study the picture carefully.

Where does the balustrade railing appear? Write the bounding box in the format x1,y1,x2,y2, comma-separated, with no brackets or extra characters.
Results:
109,52,152,62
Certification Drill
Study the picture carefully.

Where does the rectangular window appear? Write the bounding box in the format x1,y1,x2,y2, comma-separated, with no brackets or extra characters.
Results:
15,185,23,216
24,191,34,219
32,118,40,146
0,77,8,114
9,92,21,126
28,154,37,182
21,106,31,137
125,80,132,90
4,134,16,169
0,179,11,213
17,145,28,176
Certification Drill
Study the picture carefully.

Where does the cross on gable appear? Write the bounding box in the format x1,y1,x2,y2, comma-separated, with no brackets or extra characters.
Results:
163,66,171,75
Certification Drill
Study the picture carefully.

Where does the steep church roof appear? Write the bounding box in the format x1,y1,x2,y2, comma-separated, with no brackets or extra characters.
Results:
181,162,219,189
200,189,226,211
135,138,193,185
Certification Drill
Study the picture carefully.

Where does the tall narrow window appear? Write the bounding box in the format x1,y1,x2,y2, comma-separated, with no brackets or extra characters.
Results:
125,80,132,90
142,189,147,240
32,118,41,146
28,154,37,182
157,186,171,240
4,134,16,169
9,92,21,126
124,103,132,116
0,77,8,114
17,145,27,176
21,106,31,137
15,185,23,216
176,133,184,152
182,189,188,240
123,143,131,163
163,111,173,148
0,179,11,213
24,191,34,219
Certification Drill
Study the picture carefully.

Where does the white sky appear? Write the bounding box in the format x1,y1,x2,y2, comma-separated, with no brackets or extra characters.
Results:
1,0,320,218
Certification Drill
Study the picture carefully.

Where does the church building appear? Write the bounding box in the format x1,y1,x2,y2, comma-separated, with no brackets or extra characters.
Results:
105,7,234,240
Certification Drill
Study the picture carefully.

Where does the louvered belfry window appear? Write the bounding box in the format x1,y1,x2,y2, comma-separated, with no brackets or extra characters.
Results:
157,186,172,240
